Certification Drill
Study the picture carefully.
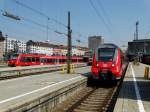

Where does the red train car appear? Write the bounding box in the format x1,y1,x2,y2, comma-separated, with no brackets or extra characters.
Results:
91,43,123,80
8,54,83,67
8,54,44,67
40,56,83,65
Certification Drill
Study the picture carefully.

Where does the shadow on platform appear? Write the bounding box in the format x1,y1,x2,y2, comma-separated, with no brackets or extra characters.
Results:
118,80,150,102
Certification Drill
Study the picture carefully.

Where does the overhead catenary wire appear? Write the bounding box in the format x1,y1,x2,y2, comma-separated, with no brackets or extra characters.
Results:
1,0,88,46
89,0,112,33
12,0,68,28
96,0,112,26
11,0,87,44
1,10,87,46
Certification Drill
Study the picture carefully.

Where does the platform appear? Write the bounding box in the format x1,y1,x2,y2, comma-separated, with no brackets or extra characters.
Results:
0,66,90,112
0,63,86,78
114,62,150,112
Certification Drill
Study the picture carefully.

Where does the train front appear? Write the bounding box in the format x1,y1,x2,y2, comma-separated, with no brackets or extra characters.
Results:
91,44,122,80
7,54,19,67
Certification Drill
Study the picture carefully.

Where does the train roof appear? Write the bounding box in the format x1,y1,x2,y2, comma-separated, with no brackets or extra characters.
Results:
98,43,119,49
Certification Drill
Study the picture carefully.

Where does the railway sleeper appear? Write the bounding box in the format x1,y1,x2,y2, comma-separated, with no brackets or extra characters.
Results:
80,103,103,108
87,96,106,99
76,106,101,111
85,99,107,102
82,101,103,105
74,108,99,112
89,94,110,97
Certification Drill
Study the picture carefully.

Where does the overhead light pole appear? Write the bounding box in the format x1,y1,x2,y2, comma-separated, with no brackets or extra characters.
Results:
67,11,72,74
54,11,72,74
135,21,139,40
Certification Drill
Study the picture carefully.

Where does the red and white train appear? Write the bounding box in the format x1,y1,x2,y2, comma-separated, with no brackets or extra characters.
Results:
7,53,83,67
91,43,124,80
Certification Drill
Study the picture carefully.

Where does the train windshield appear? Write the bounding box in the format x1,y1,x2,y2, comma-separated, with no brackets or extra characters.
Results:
98,48,115,61
10,54,19,60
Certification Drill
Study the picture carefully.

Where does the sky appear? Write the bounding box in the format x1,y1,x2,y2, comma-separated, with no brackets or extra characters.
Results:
0,0,150,47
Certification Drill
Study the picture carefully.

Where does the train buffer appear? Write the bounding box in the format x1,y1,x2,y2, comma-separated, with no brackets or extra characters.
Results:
114,62,150,112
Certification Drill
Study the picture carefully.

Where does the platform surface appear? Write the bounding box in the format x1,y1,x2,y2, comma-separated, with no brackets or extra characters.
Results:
114,63,150,112
0,66,90,111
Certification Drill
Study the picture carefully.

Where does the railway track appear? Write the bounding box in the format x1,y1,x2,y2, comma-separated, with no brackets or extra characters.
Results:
52,63,128,112
52,81,121,112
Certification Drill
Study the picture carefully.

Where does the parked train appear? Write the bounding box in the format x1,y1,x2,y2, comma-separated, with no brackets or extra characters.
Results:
7,53,83,67
83,51,93,65
91,43,123,80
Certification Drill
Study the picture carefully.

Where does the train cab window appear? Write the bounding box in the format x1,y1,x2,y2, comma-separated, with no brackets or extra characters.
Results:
11,54,19,60
98,48,115,61
20,57,26,62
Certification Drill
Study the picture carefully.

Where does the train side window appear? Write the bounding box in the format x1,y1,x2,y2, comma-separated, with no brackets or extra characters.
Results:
72,59,74,62
59,59,61,62
63,59,66,62
51,59,55,63
36,58,40,62
40,59,44,63
79,59,82,62
47,59,52,63
40,58,46,63
45,59,47,63
32,58,36,62
50,59,53,63
26,57,31,62
73,59,75,62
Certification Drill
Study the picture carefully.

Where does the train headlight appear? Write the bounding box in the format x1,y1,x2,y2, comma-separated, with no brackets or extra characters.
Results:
112,63,115,67
96,63,99,67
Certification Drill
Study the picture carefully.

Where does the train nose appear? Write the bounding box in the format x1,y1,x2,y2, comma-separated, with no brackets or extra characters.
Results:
99,62,113,69
99,71,116,80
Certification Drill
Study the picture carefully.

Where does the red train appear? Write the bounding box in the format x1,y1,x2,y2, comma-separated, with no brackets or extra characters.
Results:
91,43,123,80
7,53,83,67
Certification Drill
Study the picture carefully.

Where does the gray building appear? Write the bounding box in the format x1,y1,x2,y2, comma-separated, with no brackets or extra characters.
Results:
88,36,103,51
128,39,150,55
